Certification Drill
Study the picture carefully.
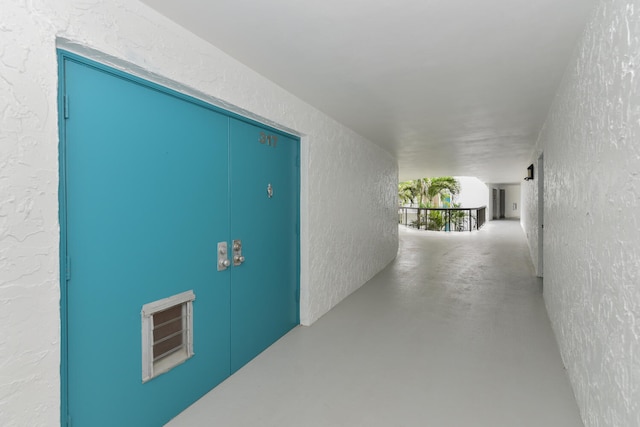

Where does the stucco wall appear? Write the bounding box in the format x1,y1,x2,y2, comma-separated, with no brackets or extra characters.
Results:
487,183,521,220
455,176,489,209
503,184,521,219
522,155,543,275
522,1,640,425
0,1,398,425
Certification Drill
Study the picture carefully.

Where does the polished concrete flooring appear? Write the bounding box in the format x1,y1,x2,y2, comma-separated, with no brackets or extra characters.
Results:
167,220,583,427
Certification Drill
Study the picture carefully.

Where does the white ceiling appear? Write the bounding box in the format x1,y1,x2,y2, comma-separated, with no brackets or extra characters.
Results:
140,0,595,183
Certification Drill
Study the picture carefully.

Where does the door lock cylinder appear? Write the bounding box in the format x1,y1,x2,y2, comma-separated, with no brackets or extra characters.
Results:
232,239,245,266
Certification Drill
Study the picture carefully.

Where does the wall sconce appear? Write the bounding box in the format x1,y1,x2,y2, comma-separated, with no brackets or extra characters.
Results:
524,164,534,181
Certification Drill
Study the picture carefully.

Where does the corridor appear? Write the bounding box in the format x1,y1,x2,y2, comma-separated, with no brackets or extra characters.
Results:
167,221,582,427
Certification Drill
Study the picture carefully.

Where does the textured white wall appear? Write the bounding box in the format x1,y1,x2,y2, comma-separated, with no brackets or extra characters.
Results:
454,176,489,209
486,184,505,221
0,1,398,425
486,183,521,220
503,185,521,219
522,156,543,273
522,1,640,425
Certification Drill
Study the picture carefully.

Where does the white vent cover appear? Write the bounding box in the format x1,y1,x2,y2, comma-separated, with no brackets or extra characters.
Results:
141,290,195,383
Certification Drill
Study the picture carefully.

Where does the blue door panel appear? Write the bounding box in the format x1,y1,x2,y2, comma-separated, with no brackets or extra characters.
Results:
61,54,299,426
229,119,299,372
64,59,230,426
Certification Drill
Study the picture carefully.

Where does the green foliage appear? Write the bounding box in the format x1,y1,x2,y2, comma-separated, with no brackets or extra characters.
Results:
398,180,418,206
426,210,445,230
449,203,468,231
398,176,461,207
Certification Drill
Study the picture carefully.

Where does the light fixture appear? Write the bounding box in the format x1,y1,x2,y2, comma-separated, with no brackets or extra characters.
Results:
524,164,534,181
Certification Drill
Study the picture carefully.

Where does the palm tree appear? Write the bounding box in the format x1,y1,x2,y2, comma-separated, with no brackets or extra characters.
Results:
398,176,461,229
402,176,460,208
414,178,430,207
426,176,460,205
398,181,418,206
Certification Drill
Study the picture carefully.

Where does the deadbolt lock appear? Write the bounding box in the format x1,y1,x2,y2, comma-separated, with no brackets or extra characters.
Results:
233,239,245,266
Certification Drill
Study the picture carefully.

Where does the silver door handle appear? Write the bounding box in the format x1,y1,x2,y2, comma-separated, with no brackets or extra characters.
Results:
217,242,230,271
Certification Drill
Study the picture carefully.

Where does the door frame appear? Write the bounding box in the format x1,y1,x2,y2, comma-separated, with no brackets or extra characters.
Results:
492,188,498,220
537,153,544,277
57,49,300,425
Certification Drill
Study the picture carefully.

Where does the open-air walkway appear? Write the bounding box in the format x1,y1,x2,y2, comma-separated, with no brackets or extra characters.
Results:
167,220,583,427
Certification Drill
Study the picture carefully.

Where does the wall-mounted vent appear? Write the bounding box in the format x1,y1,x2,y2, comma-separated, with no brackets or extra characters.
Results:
142,290,195,383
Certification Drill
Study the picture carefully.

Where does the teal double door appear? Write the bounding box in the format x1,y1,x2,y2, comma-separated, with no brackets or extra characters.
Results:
59,53,299,426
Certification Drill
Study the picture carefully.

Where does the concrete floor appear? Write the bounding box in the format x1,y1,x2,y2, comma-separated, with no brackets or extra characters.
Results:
166,220,583,427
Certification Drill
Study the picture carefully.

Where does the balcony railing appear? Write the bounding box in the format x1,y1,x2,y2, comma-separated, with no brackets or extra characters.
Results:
398,206,486,232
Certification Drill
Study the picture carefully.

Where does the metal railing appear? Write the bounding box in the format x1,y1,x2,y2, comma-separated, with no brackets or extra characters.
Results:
398,206,487,232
